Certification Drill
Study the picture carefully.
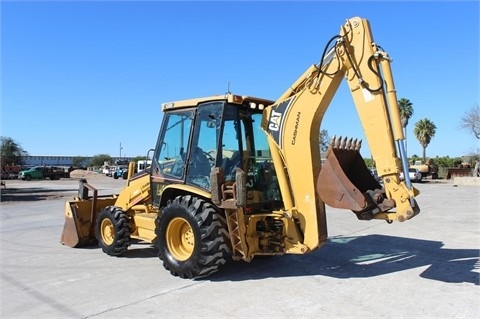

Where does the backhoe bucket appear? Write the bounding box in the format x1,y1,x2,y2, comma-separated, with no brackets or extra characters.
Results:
60,179,117,247
317,137,384,217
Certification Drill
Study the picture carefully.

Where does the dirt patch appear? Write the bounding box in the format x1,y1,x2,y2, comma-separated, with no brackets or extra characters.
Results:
69,169,103,179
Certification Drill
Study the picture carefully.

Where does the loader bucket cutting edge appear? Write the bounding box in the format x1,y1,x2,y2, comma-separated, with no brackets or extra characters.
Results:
317,136,382,213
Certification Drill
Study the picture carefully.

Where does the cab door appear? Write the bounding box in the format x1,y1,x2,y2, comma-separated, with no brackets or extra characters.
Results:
151,108,194,207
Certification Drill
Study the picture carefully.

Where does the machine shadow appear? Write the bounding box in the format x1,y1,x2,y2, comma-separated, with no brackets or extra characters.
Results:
122,241,158,258
1,187,78,202
208,234,479,285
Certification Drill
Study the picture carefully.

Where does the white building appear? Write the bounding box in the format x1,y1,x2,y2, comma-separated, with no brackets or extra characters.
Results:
22,156,134,168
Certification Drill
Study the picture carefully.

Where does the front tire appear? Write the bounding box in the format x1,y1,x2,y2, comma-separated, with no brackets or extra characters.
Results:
95,206,131,256
156,195,230,279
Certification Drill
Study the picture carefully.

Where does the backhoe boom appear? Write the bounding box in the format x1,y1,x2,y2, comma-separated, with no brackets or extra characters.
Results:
262,16,419,251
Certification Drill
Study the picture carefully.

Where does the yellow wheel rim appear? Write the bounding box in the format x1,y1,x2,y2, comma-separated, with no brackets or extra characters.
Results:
166,217,194,261
100,218,115,245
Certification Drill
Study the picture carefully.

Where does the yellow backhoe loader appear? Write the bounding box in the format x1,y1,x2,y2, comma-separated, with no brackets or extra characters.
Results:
61,16,420,279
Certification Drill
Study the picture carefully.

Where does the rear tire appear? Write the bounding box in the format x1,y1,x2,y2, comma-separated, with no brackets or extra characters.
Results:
156,195,230,279
95,206,131,256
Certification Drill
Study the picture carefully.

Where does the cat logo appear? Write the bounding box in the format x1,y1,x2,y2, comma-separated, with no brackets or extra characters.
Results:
268,110,282,131
267,96,296,148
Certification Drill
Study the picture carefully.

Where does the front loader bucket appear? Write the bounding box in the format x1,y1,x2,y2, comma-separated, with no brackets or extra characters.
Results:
60,179,117,247
317,136,385,218
61,202,81,247
60,198,114,247
61,200,95,248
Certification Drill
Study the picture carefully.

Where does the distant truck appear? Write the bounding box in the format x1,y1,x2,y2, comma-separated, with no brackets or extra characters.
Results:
101,165,113,176
111,161,151,180
457,156,472,169
409,159,438,179
137,160,152,172
1,164,22,180
113,165,128,180
18,166,68,181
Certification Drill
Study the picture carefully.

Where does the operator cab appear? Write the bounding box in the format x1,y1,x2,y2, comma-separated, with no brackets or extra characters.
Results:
151,94,282,211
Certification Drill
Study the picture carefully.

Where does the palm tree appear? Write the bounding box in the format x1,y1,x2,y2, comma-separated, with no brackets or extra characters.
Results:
398,98,414,153
413,118,437,162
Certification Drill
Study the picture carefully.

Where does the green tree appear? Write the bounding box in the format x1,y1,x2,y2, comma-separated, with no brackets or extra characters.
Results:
72,156,87,168
398,98,414,153
363,158,375,168
433,156,462,169
414,118,437,162
1,136,28,166
89,154,113,167
410,154,420,162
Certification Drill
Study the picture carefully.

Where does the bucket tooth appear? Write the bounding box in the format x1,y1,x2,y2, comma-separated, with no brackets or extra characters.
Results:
334,136,341,149
355,140,362,151
329,135,336,147
340,136,347,149
347,137,353,150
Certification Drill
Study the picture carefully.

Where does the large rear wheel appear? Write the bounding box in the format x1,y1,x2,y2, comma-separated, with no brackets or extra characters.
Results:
156,195,230,279
95,206,131,256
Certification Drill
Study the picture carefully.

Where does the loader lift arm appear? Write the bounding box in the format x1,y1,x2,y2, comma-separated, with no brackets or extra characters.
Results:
262,17,419,251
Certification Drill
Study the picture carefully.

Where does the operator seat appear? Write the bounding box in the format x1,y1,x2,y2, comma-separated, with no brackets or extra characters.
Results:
222,151,241,180
189,147,211,177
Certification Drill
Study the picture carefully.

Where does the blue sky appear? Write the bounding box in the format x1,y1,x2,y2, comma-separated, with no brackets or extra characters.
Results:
1,1,479,159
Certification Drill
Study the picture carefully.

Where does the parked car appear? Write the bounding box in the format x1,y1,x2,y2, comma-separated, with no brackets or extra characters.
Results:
400,168,422,182
102,165,111,176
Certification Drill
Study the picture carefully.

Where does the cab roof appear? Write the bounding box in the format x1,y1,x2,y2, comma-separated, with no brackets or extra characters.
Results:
161,93,274,111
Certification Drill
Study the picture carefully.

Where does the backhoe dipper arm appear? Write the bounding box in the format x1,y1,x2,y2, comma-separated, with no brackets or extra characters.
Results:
262,17,419,252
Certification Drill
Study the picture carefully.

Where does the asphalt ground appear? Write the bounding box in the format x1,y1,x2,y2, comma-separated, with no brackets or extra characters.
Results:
0,176,479,318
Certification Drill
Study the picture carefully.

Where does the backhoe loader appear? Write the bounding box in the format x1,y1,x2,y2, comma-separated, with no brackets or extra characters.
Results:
61,16,420,279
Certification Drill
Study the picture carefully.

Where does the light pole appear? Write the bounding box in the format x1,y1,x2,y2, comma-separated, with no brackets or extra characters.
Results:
120,142,123,159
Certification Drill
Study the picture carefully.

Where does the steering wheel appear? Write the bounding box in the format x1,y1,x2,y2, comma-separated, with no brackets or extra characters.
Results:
203,151,215,164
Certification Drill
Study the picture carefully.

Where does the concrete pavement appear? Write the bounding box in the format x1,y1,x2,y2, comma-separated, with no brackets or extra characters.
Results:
0,177,478,318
